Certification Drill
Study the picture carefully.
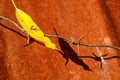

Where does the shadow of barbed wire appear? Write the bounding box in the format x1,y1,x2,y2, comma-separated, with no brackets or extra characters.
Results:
79,53,120,69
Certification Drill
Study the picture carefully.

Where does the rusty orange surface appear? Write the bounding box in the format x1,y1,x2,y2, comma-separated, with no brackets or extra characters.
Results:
0,0,120,80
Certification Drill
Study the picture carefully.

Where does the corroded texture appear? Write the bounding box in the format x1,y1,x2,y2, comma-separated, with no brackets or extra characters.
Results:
0,0,120,80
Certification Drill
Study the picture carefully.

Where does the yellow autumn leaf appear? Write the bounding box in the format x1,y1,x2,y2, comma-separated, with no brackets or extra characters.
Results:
11,0,59,50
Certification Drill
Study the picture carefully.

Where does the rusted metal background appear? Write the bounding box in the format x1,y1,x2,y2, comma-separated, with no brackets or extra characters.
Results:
0,0,120,80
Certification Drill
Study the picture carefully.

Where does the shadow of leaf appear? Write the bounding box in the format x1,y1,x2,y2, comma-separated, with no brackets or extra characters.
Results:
54,29,92,71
